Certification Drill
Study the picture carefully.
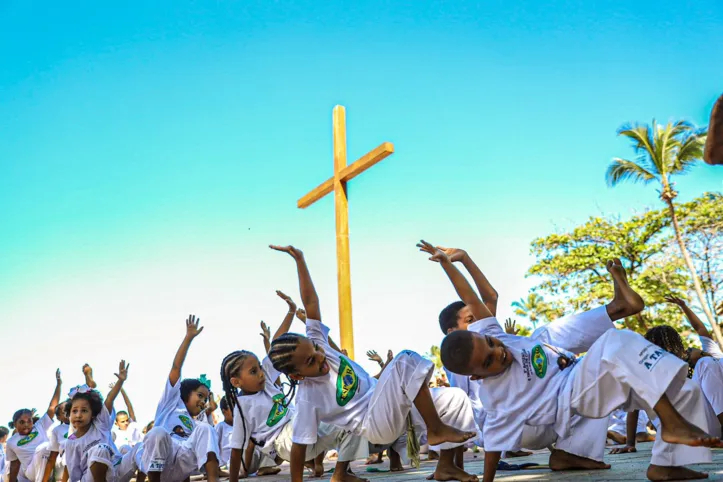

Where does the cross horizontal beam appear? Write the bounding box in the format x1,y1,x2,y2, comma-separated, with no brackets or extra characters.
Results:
297,142,395,209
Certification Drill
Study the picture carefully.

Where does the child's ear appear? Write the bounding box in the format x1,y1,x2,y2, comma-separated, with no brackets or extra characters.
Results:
230,377,241,389
288,374,305,382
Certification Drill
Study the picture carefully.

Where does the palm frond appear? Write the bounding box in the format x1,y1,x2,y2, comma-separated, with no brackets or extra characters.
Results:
606,158,657,187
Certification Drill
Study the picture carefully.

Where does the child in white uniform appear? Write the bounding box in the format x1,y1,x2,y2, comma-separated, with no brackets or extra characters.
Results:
222,290,361,481
440,256,722,482
111,384,143,454
607,409,652,445
62,361,141,482
214,397,234,468
44,402,70,482
140,315,221,482
0,426,9,478
267,244,478,482
6,369,62,482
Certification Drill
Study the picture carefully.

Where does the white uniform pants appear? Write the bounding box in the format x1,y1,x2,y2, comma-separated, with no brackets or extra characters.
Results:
369,434,411,465
559,328,712,467
74,443,140,482
693,357,723,417
361,350,478,450
139,423,219,481
18,442,50,482
274,420,367,462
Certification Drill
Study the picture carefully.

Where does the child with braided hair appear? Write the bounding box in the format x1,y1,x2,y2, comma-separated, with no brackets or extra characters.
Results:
268,244,478,482
221,290,363,482
140,315,221,482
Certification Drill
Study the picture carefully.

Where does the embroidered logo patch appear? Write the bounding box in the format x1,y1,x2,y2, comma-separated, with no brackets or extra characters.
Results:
336,357,359,406
18,431,38,447
266,394,288,427
178,415,193,431
64,432,68,439
530,345,548,379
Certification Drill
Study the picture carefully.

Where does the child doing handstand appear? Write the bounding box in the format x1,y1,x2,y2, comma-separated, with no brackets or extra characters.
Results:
62,361,141,482
267,244,478,482
140,315,221,482
6,369,62,482
222,290,360,481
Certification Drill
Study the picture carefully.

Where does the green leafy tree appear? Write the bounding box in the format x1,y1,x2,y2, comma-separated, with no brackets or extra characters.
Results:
605,120,720,342
511,293,558,329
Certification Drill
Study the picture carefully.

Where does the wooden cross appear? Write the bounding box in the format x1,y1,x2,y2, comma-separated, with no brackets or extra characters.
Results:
297,105,394,359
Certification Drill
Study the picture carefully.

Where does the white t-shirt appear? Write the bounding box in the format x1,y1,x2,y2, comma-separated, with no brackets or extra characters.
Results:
607,408,650,435
215,421,233,466
6,414,53,471
700,335,723,359
230,357,295,453
49,423,70,454
291,319,376,445
64,406,120,481
154,378,207,439
112,422,144,448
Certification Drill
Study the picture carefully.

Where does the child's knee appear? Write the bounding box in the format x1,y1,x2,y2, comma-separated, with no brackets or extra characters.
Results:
145,427,170,445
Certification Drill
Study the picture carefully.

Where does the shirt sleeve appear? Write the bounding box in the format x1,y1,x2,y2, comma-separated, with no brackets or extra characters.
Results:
230,407,252,450
49,428,60,452
700,336,723,359
482,411,523,452
291,398,319,445
155,378,182,421
37,414,53,432
95,405,113,433
531,306,613,354
262,357,282,386
305,319,330,345
5,444,17,463
694,357,723,415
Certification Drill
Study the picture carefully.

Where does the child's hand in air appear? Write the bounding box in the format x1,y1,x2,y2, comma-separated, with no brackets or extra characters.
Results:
276,290,297,312
296,308,307,322
435,246,468,263
260,321,271,342
386,350,394,364
115,360,129,382
56,369,62,385
269,245,304,261
341,349,349,357
108,382,116,389
504,318,519,335
82,364,93,377
416,240,450,264
366,350,383,365
664,295,687,307
207,392,218,412
185,314,204,339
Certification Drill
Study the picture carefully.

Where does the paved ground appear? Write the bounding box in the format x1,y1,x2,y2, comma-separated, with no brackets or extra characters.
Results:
219,443,723,481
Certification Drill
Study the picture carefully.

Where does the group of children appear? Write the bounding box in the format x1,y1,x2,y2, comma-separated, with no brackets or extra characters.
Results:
3,243,723,482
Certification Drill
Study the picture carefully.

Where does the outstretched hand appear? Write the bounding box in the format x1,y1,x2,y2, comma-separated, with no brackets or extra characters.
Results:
185,314,204,339
260,321,271,341
296,308,307,322
269,245,304,261
56,369,62,384
664,295,687,307
366,350,383,364
504,318,519,335
82,364,93,377
416,240,450,264
435,246,468,263
276,290,297,311
386,350,394,364
609,445,636,454
115,360,129,382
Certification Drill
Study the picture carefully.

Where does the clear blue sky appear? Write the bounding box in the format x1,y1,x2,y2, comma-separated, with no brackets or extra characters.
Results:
1,0,722,423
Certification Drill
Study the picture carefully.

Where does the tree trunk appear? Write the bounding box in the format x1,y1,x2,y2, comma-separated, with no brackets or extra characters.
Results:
666,199,723,346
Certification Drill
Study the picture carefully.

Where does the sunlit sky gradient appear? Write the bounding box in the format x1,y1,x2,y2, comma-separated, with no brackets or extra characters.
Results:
2,0,722,424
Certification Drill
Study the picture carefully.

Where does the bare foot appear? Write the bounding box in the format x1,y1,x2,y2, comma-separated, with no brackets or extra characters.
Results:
428,450,440,461
365,453,383,465
647,464,708,481
427,424,477,447
505,450,532,458
426,463,478,481
330,472,369,482
389,448,404,472
660,417,722,448
606,258,645,320
257,466,281,476
549,449,611,471
636,432,656,443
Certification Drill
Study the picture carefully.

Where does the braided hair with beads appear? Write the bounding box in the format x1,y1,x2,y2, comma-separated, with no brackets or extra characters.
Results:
268,333,305,407
219,350,254,474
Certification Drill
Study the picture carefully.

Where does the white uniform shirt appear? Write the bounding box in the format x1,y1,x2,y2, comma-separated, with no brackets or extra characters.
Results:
700,336,723,359
154,378,207,439
64,406,120,481
445,368,486,429
230,357,294,453
693,356,723,415
5,414,53,472
49,423,70,454
607,408,649,435
112,422,144,448
291,319,376,445
214,421,233,466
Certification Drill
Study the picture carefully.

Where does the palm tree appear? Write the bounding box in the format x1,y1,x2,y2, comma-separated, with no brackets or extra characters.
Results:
606,120,721,344
512,293,549,330
427,345,443,370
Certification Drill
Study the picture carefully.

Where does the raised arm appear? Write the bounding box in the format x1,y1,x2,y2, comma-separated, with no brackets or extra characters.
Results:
47,369,62,419
610,410,639,454
169,315,204,386
121,387,136,422
438,246,499,316
105,361,129,413
273,290,297,340
260,321,272,355
83,364,97,389
666,296,711,338
270,245,320,321
417,240,493,321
